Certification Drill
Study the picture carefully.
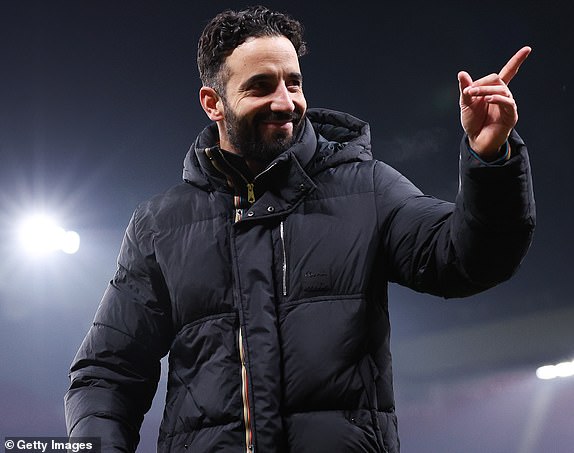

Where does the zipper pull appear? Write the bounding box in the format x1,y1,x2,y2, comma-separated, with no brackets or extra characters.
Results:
247,183,255,204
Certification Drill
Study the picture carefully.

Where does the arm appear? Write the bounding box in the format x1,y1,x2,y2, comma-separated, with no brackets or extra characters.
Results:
65,208,173,452
376,48,535,297
376,130,535,298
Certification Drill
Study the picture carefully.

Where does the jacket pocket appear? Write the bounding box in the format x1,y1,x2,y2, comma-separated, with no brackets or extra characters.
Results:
160,313,243,438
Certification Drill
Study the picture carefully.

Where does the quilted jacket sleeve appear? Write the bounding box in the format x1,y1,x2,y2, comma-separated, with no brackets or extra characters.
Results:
65,207,173,452
375,130,535,298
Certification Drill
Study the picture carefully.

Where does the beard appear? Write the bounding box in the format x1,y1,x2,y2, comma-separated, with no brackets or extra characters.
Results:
222,103,305,164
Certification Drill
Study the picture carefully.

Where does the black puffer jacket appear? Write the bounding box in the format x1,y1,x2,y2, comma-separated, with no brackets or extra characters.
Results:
65,108,535,452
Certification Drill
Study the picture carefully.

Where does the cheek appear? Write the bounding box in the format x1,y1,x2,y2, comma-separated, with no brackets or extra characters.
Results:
237,103,265,123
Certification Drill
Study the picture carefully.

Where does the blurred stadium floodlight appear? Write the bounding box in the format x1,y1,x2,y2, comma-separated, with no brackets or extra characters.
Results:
18,214,80,256
536,359,574,380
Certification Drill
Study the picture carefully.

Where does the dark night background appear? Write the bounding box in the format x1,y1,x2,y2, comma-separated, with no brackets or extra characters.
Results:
1,1,573,451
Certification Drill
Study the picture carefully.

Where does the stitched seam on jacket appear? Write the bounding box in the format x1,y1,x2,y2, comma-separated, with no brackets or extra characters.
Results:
174,312,237,339
91,322,162,358
151,211,231,235
304,189,374,204
281,292,364,309
162,419,243,439
70,409,139,439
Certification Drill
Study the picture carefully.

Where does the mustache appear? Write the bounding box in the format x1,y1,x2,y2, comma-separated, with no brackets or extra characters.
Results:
255,110,304,123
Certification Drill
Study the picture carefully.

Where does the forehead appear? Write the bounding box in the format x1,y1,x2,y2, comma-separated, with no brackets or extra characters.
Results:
224,36,301,82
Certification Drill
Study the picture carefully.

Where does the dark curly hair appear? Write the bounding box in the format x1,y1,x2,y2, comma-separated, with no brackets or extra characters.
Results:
197,6,307,95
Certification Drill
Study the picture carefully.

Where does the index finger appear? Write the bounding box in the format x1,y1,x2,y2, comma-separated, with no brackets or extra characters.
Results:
499,46,532,84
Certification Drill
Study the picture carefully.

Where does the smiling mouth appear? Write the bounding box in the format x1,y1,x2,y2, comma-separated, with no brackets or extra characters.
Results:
260,119,293,131
262,120,291,126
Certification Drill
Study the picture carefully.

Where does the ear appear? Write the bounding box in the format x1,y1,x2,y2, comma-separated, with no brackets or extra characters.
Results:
199,86,224,121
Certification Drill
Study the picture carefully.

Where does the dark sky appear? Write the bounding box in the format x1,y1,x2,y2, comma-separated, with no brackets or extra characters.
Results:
1,1,572,451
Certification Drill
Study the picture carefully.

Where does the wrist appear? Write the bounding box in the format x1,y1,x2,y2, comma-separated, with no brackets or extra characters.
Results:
468,140,511,164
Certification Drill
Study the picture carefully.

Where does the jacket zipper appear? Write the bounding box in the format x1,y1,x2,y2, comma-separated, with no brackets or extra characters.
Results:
233,161,281,451
212,147,256,206
280,220,288,297
238,327,253,452
246,183,255,204
231,184,253,452
241,161,279,212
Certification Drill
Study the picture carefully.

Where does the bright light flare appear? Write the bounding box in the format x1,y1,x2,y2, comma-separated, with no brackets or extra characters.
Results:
536,360,574,380
18,214,80,255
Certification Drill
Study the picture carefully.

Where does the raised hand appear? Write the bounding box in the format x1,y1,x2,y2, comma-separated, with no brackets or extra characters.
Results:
458,46,531,159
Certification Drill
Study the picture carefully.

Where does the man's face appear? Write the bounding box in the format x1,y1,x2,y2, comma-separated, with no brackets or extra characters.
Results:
217,36,307,162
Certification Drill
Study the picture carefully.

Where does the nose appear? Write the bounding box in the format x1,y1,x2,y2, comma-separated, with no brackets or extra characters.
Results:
270,82,295,112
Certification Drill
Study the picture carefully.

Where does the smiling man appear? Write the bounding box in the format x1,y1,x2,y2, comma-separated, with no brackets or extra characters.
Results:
65,6,535,452
199,23,308,175
201,35,306,168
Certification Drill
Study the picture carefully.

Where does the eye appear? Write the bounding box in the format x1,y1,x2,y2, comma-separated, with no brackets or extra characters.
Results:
248,80,273,95
287,77,303,92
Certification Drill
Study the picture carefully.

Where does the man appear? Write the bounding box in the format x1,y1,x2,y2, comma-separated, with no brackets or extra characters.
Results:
65,6,535,452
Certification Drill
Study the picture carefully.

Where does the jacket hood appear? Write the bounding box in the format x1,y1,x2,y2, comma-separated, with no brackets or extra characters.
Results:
305,108,372,175
182,108,372,188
